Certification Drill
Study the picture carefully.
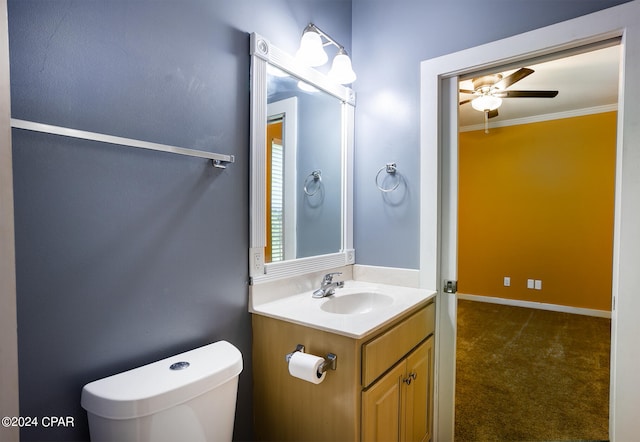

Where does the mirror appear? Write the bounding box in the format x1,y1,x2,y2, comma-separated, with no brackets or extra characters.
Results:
267,70,343,262
249,33,355,283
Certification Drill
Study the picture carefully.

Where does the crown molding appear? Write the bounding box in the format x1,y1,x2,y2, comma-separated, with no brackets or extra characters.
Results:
459,103,618,132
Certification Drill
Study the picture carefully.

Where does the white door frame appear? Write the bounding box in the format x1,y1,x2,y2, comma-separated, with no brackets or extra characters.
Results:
420,2,640,441
268,97,298,261
0,0,19,438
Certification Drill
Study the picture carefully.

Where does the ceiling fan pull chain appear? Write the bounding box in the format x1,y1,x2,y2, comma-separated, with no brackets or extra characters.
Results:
484,110,489,134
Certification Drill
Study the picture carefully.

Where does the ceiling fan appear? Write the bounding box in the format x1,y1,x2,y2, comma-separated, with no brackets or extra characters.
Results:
460,67,558,132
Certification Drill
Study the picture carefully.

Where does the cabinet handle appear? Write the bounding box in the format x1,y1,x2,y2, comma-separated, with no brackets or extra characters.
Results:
402,371,418,385
403,372,417,385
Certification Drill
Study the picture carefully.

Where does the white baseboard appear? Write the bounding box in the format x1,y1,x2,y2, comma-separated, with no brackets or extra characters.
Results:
456,293,612,319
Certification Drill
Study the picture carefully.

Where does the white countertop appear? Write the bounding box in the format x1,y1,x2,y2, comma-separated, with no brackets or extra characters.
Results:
250,280,436,339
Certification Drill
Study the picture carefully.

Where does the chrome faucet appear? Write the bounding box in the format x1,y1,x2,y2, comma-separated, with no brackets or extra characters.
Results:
312,272,344,298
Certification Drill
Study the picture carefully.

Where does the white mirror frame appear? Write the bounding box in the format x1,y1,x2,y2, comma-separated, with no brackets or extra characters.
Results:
249,33,355,284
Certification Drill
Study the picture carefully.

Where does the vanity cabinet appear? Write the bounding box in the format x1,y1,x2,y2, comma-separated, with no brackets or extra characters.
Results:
252,300,435,442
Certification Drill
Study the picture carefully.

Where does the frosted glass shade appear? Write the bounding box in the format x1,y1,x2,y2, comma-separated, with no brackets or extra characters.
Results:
472,95,502,111
328,52,357,84
295,31,328,67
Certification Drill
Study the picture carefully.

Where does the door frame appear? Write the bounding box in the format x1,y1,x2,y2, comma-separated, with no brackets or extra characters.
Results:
267,97,298,262
0,0,19,438
419,2,640,441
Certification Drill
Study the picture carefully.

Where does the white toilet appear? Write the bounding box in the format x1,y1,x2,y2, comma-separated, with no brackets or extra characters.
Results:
81,340,243,442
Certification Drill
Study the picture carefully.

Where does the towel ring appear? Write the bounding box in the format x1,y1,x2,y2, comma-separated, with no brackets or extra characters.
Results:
304,170,322,196
375,163,400,193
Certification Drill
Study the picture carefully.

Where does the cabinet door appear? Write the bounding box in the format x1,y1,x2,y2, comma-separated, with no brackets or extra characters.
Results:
403,337,434,442
362,361,405,442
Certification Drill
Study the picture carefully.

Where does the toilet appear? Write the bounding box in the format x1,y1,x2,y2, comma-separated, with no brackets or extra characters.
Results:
81,340,243,442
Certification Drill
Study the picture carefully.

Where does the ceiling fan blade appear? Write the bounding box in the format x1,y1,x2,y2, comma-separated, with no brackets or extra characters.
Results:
459,99,471,105
494,67,534,90
494,90,559,98
459,89,476,95
487,109,499,119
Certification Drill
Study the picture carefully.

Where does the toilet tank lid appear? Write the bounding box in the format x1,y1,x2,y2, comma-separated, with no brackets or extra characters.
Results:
81,340,243,420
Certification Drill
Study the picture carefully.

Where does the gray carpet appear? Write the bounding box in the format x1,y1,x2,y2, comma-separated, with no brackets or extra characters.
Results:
455,299,611,441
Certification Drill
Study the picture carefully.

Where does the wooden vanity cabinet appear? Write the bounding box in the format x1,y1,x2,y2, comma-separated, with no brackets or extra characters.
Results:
252,315,362,441
252,300,435,442
362,338,434,442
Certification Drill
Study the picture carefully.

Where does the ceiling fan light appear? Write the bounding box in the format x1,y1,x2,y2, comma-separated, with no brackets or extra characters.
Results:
295,30,328,67
471,95,502,112
328,50,356,84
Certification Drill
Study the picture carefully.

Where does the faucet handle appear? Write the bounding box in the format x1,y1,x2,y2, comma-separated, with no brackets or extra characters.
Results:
323,272,342,283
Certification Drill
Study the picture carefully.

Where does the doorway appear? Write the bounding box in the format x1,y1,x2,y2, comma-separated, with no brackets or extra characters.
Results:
267,97,298,263
420,3,640,441
453,45,618,440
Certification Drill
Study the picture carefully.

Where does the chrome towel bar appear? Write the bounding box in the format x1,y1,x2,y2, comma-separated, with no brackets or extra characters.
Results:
11,118,235,169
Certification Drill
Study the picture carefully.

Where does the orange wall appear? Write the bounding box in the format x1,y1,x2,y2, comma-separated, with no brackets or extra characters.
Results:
458,112,616,311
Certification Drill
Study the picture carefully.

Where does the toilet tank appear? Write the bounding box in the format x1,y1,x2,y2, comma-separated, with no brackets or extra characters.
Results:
81,340,243,442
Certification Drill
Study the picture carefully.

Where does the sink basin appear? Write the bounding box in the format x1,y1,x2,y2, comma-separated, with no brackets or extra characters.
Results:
320,292,393,315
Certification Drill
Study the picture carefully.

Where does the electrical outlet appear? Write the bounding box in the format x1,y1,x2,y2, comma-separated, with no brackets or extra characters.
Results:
504,276,511,287
527,279,535,289
253,252,263,272
346,250,355,264
535,280,542,290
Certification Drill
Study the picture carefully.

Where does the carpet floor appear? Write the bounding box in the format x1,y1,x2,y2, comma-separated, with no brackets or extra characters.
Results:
455,299,611,441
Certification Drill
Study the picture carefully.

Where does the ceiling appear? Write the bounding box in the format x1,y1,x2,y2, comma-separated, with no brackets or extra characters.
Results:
458,44,621,129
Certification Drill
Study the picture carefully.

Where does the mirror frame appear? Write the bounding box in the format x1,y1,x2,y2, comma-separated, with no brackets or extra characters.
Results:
249,32,355,284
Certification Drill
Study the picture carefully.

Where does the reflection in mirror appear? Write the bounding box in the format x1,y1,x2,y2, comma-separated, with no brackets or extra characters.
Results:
266,71,343,263
250,33,355,283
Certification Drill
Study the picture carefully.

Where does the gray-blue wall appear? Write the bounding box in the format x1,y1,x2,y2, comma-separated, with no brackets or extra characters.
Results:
351,0,632,269
8,1,351,441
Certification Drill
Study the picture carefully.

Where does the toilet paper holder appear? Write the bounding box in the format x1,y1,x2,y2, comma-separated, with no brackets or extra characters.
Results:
285,344,337,373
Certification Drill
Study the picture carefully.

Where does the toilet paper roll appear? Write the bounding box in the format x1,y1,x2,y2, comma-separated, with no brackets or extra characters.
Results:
287,352,326,384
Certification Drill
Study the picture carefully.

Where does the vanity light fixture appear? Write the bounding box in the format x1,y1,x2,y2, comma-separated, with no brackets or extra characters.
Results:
296,25,328,66
297,80,320,93
295,23,356,84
